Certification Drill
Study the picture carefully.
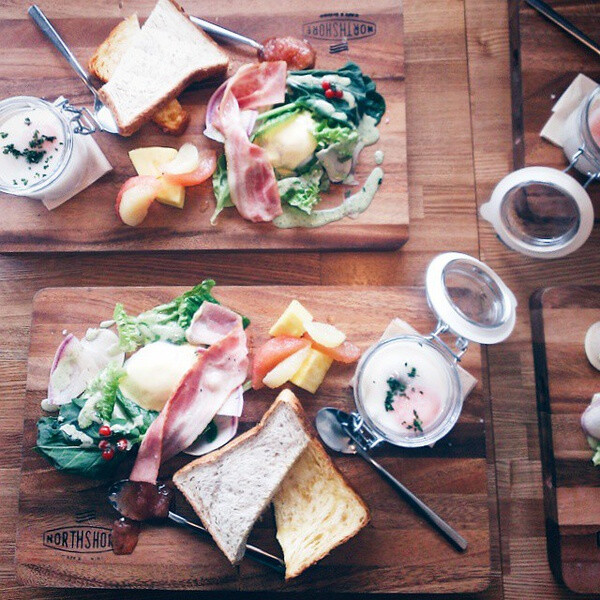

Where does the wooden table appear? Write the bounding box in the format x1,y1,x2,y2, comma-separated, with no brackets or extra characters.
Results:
2,0,599,598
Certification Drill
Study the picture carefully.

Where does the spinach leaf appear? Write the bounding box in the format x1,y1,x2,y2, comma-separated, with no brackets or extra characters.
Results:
211,154,233,225
287,62,386,125
36,389,158,478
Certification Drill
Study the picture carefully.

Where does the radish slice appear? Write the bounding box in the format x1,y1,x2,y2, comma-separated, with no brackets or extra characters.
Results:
81,328,124,370
582,393,600,441
184,415,239,456
47,335,99,405
217,386,244,417
47,330,125,406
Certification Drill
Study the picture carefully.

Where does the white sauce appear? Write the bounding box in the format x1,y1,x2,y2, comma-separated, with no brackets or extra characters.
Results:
358,339,451,439
59,423,94,448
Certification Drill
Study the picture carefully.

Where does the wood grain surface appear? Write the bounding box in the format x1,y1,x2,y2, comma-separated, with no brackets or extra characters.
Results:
530,286,600,594
0,0,408,252
16,285,489,593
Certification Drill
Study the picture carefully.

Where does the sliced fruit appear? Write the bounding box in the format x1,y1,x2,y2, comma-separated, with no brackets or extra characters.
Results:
269,300,314,337
162,150,217,186
252,335,311,389
304,321,346,348
115,176,161,226
303,334,361,363
161,143,200,176
290,348,333,394
128,147,186,209
262,345,311,389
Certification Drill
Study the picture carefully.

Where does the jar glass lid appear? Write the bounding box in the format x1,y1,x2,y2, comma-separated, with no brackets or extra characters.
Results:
425,252,517,345
480,166,594,259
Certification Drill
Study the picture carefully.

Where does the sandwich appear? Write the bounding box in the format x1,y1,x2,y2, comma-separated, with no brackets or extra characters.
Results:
173,389,310,565
89,14,189,136
98,0,229,136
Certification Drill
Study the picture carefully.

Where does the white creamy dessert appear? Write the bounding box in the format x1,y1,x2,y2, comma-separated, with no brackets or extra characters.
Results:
0,97,91,203
356,338,454,441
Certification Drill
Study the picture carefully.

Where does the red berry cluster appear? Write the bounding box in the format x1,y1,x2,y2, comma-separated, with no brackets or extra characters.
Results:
98,425,128,460
321,80,343,99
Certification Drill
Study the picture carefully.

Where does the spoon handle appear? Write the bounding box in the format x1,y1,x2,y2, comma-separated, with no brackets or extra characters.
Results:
168,512,286,574
28,5,97,96
190,16,263,51
352,444,468,552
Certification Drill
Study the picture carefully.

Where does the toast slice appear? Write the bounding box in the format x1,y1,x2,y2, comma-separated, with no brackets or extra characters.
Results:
98,0,228,136
173,389,310,564
273,438,370,579
89,13,190,135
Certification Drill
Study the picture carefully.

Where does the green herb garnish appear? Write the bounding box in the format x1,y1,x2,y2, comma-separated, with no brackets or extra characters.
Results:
384,376,407,412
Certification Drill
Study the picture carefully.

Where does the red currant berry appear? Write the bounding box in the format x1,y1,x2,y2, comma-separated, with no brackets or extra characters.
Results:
98,439,110,450
116,438,128,452
335,89,344,99
99,425,111,437
101,447,115,461
321,80,330,90
325,88,335,99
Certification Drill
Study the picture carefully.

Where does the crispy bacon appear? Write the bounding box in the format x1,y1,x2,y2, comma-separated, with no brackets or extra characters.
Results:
208,61,288,223
130,305,248,484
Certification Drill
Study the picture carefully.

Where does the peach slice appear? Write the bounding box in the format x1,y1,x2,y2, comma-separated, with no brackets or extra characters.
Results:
161,143,200,176
115,176,161,227
162,150,217,187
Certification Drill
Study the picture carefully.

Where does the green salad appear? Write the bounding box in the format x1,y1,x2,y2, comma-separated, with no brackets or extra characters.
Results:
36,281,235,478
212,62,386,224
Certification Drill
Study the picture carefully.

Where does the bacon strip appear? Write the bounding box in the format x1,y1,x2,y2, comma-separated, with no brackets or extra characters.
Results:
130,306,248,484
212,61,288,223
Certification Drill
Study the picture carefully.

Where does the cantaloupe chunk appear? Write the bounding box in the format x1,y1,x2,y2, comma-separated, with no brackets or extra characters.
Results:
262,346,311,389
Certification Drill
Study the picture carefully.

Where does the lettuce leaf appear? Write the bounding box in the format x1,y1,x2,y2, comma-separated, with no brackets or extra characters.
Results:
211,154,233,225
278,165,326,214
78,362,125,427
114,281,219,353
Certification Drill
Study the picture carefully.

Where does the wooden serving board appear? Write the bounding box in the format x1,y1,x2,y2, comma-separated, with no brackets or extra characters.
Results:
531,286,600,594
0,0,407,252
17,285,490,593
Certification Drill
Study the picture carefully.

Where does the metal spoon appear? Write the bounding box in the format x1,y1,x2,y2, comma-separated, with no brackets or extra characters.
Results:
108,479,285,573
190,16,264,52
316,407,468,552
28,5,120,134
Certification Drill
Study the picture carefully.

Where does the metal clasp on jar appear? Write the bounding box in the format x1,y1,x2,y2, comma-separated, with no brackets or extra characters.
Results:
55,97,96,135
427,320,469,363
565,144,600,188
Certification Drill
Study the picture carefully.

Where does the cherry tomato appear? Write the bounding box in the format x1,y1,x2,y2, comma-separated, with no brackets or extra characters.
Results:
101,447,115,461
321,80,331,91
98,439,110,450
325,88,335,99
99,424,111,437
116,439,128,452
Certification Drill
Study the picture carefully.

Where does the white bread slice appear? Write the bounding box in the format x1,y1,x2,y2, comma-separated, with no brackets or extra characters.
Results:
273,438,370,579
98,0,228,135
173,389,310,565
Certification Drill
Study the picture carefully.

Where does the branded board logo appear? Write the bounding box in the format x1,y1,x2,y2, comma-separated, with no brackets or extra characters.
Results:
302,13,376,53
43,525,113,554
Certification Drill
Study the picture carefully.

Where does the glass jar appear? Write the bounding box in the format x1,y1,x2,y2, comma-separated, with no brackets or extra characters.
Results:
350,252,517,449
562,86,600,176
0,96,95,203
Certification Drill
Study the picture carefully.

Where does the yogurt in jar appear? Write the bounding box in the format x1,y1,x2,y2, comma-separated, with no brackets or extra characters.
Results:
355,337,456,441
0,97,90,203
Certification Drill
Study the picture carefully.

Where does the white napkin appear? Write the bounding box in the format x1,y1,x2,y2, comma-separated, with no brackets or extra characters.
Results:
40,98,112,211
540,73,597,147
379,318,477,399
